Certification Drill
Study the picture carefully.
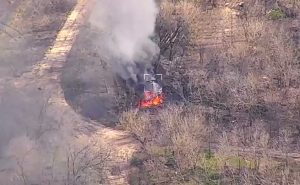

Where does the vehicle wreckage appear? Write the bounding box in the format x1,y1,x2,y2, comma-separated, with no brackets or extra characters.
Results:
138,74,164,108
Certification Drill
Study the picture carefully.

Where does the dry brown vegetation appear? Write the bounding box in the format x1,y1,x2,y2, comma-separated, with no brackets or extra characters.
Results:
122,105,300,185
0,0,75,36
0,0,76,79
11,141,110,185
121,0,300,184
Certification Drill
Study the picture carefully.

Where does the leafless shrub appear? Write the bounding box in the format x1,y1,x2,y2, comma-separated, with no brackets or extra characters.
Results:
8,141,109,185
123,105,209,184
157,106,207,169
119,109,151,143
156,0,200,61
64,143,110,185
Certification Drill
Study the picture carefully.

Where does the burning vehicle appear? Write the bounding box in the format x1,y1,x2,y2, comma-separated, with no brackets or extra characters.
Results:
138,74,164,108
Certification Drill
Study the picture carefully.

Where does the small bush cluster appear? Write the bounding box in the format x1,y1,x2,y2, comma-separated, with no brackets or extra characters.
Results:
268,8,286,20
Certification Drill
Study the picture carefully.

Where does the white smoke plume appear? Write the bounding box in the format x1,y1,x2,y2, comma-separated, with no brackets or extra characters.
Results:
89,0,159,81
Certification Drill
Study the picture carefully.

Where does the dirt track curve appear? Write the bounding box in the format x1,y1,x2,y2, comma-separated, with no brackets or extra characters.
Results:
12,0,140,184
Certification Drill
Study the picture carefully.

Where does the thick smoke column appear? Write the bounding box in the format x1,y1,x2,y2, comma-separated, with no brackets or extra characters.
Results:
89,0,159,81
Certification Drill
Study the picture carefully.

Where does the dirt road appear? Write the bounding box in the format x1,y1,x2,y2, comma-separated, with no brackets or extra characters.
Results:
0,0,140,184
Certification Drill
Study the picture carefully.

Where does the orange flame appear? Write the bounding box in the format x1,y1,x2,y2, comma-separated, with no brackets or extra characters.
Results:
138,91,164,108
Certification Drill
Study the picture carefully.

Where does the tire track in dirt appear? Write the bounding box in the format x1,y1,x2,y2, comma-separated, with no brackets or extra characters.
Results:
11,0,140,184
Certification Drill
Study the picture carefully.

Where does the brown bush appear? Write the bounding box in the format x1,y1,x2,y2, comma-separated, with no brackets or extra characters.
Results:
119,109,151,143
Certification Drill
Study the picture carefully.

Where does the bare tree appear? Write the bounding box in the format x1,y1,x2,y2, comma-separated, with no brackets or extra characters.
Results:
64,143,110,185
10,142,109,185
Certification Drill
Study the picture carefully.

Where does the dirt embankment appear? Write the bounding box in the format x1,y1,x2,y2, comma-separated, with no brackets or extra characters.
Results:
0,0,78,184
0,0,77,153
0,0,76,80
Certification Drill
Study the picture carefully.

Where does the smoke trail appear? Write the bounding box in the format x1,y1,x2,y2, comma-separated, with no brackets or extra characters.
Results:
89,0,159,81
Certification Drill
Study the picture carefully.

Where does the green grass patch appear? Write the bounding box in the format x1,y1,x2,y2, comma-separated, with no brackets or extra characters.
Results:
227,156,256,169
268,8,285,20
199,151,220,185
